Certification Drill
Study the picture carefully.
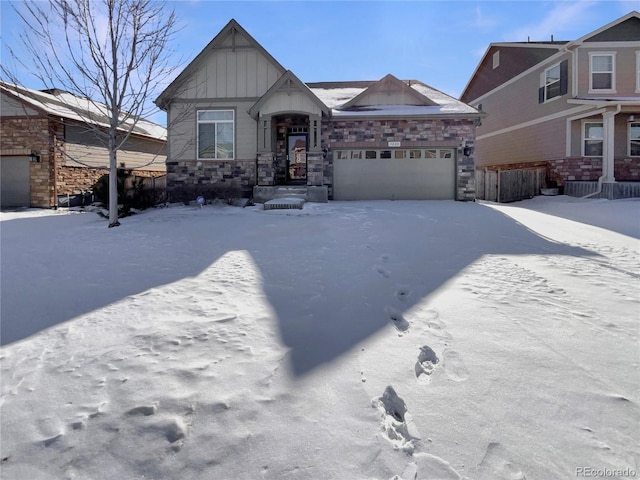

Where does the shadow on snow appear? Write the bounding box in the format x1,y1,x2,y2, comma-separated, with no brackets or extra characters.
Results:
0,202,598,376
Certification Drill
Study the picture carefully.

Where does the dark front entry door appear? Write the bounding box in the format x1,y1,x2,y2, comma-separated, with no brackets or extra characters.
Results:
287,134,307,183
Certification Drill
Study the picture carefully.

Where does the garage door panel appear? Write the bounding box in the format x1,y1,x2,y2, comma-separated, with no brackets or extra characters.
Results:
334,152,455,200
1,156,31,208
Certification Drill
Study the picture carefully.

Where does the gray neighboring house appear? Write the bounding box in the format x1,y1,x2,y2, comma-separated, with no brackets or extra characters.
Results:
156,19,483,202
461,11,640,201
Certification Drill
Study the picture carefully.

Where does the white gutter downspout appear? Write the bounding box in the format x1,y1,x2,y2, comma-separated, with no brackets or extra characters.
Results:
583,103,621,198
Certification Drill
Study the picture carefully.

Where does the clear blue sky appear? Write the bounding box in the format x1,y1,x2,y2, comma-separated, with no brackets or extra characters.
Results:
1,0,637,125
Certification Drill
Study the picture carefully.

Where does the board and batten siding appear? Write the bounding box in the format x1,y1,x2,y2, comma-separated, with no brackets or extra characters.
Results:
168,101,257,162
179,48,282,100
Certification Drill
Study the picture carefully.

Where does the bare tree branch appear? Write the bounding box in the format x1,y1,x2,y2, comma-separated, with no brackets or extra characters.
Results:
2,0,179,227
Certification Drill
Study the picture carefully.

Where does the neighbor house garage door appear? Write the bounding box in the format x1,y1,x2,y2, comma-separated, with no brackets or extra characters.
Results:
1,156,31,208
333,148,456,200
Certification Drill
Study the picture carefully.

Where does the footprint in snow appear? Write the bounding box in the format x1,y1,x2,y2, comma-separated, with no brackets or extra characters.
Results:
375,265,390,278
395,286,410,302
441,349,469,382
386,307,409,333
415,346,439,383
373,386,419,453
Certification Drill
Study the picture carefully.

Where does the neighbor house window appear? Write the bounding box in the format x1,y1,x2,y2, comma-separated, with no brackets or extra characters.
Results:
198,110,234,159
539,59,570,104
584,122,603,157
493,50,500,69
630,122,640,157
589,53,615,92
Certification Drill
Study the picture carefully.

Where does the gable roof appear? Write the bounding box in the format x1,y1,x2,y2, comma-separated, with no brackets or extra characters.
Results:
340,74,438,109
460,11,640,103
574,10,640,43
1,82,166,141
156,19,286,109
248,70,329,119
309,77,480,118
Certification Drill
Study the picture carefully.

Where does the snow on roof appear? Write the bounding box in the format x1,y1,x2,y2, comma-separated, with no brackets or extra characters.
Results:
1,82,166,141
308,80,478,117
308,87,368,109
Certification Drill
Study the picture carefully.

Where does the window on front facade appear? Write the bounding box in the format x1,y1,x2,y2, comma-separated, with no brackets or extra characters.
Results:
197,110,234,159
584,122,603,157
630,122,640,157
545,64,561,100
590,54,615,91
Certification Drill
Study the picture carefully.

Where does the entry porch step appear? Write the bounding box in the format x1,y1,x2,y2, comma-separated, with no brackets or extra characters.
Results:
252,185,328,203
263,197,306,211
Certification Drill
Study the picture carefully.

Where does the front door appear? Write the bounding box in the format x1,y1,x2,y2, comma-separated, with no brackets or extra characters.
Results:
287,134,307,183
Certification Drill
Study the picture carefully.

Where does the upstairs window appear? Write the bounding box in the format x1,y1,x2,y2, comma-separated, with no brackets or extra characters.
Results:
493,51,500,69
539,60,568,103
589,53,615,92
198,110,234,160
630,122,640,157
583,122,603,157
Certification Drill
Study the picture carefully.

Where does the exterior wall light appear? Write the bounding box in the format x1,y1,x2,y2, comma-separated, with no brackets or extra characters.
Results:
29,151,41,162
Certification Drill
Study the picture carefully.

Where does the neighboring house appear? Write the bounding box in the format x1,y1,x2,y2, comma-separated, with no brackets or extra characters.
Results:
461,11,640,201
155,19,482,203
0,82,166,209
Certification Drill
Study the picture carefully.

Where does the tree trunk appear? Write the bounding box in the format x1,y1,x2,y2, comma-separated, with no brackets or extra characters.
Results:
108,135,120,228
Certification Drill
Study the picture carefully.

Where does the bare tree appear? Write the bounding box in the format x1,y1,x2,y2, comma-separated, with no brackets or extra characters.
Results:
3,0,178,227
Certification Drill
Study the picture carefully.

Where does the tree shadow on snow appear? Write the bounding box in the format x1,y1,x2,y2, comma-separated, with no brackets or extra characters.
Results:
0,202,598,379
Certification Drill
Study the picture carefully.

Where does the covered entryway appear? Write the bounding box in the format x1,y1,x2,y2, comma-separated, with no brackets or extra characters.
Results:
1,156,31,208
333,148,456,200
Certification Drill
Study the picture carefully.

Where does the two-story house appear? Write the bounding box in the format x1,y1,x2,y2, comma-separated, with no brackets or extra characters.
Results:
460,11,640,201
1,82,166,209
156,20,482,204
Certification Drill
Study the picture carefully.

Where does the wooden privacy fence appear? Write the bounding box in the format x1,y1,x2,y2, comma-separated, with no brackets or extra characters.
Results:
476,167,546,202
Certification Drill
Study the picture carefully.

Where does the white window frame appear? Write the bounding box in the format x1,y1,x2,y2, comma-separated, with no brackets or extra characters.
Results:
543,62,562,102
493,51,500,69
589,52,616,93
629,122,640,157
197,109,235,160
583,121,604,157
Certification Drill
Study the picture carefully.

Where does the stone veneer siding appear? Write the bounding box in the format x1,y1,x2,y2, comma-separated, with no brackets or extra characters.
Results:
2,115,167,207
166,117,478,201
548,157,640,184
0,116,61,208
321,118,477,201
166,160,256,197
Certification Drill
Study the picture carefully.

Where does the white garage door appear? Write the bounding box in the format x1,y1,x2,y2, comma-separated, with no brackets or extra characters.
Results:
1,156,31,208
333,148,456,200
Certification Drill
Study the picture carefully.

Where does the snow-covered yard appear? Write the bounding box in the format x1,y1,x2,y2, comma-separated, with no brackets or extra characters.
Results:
1,197,638,480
